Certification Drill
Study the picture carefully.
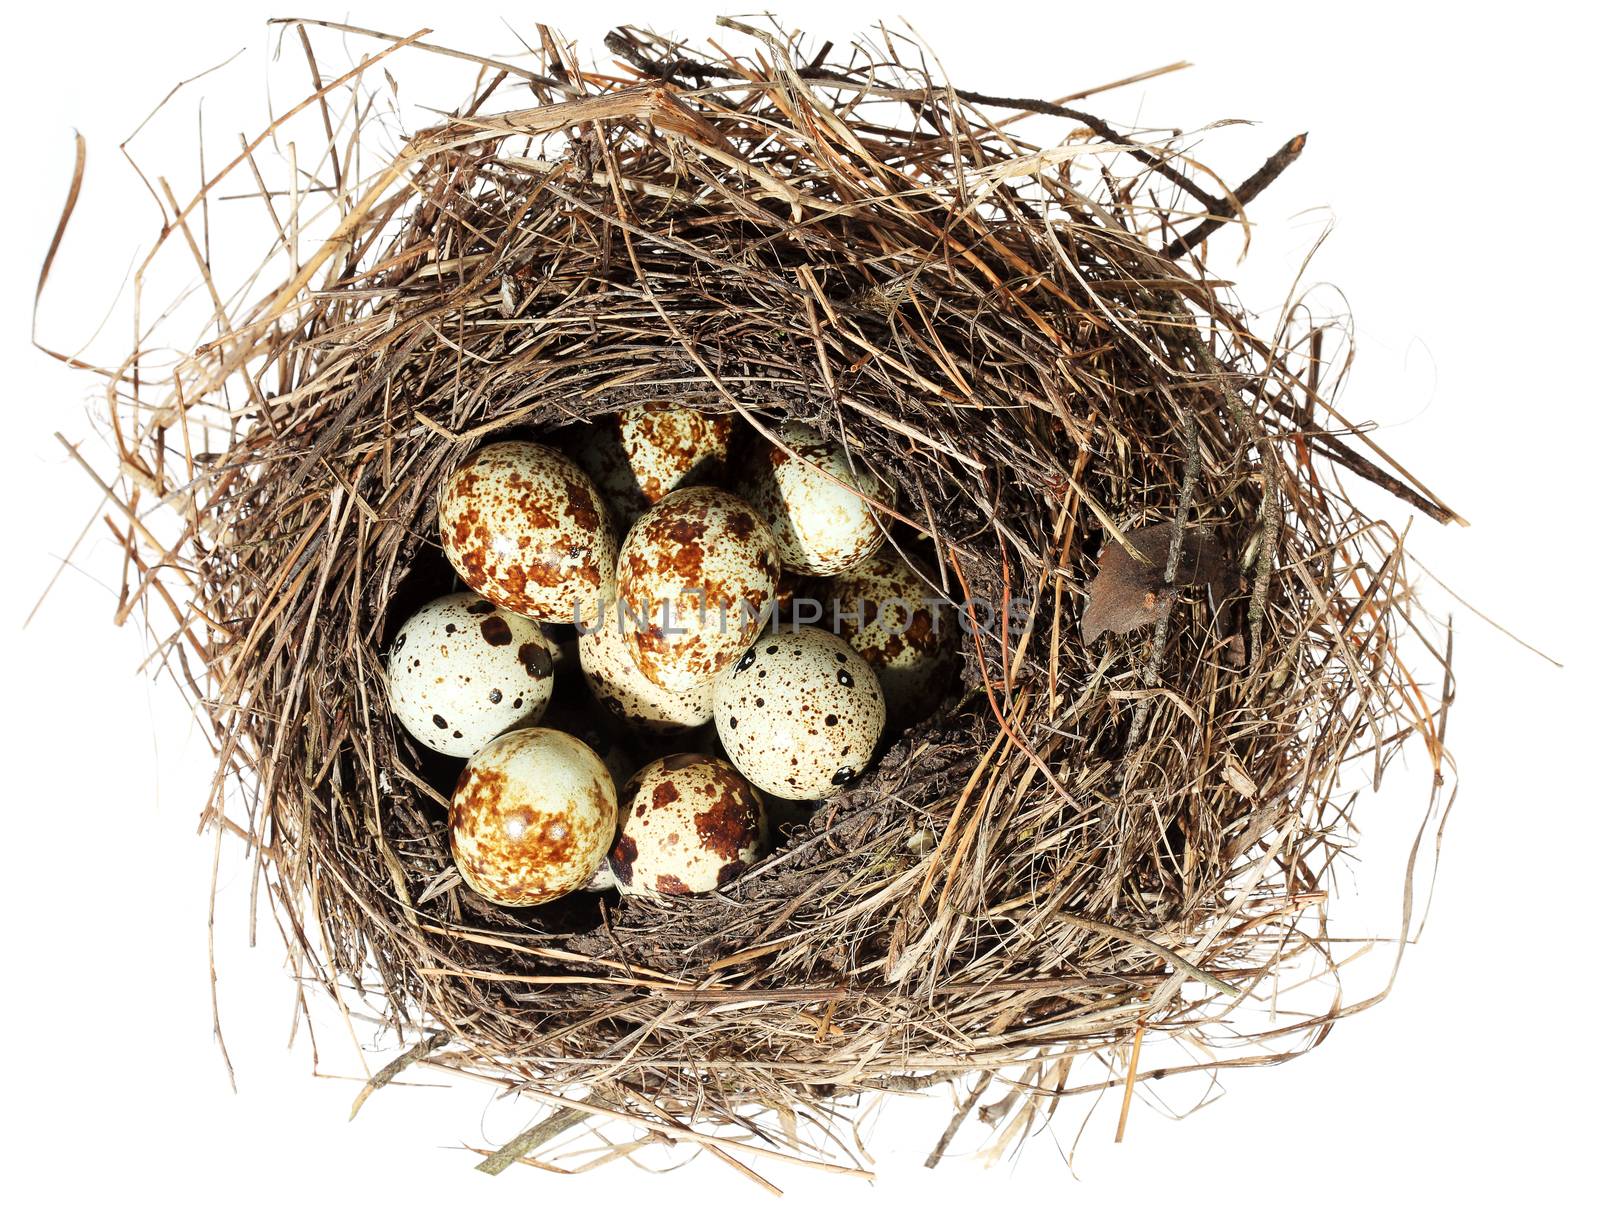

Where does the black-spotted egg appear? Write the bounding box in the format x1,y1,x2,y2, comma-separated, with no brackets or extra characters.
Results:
386,592,556,756
713,626,885,801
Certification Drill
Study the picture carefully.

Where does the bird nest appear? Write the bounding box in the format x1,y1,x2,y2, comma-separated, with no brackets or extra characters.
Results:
56,19,1458,1180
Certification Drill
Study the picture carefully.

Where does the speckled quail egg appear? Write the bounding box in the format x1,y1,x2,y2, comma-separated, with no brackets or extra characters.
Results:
577,598,715,733
616,486,780,692
713,626,885,801
824,554,961,724
608,754,767,895
576,407,733,525
438,440,615,625
738,422,893,576
386,592,556,756
449,727,618,906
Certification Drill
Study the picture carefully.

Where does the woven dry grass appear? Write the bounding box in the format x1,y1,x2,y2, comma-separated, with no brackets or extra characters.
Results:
45,18,1458,1181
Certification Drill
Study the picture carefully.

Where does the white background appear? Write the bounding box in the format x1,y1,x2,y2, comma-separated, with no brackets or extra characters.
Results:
3,2,1595,1215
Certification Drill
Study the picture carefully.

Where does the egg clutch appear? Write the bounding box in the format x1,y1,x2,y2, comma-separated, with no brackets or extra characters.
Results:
385,410,962,907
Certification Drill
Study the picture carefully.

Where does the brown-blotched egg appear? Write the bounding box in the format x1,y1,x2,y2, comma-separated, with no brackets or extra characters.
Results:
616,486,779,692
609,754,767,895
824,554,961,724
449,728,618,906
576,407,734,525
738,422,893,576
577,598,716,733
386,592,556,756
438,440,615,624
713,626,885,801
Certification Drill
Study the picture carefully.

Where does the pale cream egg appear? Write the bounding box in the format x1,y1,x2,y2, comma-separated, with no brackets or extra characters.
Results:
738,422,893,576
823,553,961,724
713,626,885,800
577,597,716,734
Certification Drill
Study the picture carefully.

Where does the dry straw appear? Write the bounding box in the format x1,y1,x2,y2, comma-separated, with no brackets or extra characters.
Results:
42,18,1458,1182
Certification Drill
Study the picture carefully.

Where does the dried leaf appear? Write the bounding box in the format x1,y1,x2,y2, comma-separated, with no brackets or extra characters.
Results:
1082,521,1231,643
